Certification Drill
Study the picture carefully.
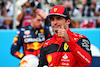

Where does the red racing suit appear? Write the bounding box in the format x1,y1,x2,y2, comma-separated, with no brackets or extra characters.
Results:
39,29,92,67
11,25,51,59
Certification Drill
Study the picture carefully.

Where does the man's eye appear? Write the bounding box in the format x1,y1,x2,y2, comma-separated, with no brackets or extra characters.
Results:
49,18,54,21
38,19,40,21
38,19,42,22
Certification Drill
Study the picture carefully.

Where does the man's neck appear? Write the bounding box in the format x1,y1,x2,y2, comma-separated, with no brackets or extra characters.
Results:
30,23,36,29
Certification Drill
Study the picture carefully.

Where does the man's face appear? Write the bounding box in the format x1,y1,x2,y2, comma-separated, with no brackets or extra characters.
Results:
31,15,43,28
49,16,67,32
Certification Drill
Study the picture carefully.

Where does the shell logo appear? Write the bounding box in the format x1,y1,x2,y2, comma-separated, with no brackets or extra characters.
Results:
54,8,57,12
47,55,52,63
64,43,69,51
13,37,18,43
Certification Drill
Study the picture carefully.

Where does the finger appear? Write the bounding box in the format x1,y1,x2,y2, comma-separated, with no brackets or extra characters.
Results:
57,29,61,36
36,9,46,19
58,29,64,36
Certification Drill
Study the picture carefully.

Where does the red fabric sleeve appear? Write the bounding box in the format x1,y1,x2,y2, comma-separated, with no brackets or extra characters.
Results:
67,39,92,66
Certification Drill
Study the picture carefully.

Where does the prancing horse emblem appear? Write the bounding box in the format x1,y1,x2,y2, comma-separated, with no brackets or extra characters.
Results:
64,43,69,51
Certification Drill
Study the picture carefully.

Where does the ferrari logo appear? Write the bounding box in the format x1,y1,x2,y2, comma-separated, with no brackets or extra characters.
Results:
64,43,69,51
54,8,57,12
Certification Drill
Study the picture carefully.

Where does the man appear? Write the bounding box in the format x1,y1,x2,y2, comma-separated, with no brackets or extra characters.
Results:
17,1,34,28
0,1,12,29
39,5,92,67
11,8,51,59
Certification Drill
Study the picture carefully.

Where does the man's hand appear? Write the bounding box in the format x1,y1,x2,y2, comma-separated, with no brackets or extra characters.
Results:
58,25,70,42
24,2,30,7
35,9,46,19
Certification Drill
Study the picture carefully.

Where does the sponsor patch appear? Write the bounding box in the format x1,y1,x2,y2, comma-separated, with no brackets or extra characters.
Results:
17,31,20,34
47,55,52,63
62,53,68,59
21,28,25,31
13,37,18,43
64,43,69,51
82,39,90,51
40,29,44,34
24,30,30,35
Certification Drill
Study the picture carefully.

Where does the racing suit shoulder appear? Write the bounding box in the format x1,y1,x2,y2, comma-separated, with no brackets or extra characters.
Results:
20,25,30,30
18,26,27,33
42,38,54,48
18,25,33,34
69,31,91,52
15,25,31,38
67,31,92,66
70,31,87,42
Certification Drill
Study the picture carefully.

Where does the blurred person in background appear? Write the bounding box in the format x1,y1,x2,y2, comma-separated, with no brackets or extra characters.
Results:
34,0,45,9
73,4,84,28
71,0,83,28
0,0,12,29
39,5,92,67
62,0,81,28
17,0,46,29
92,0,100,28
17,0,35,29
62,0,72,17
95,4,100,28
80,0,96,28
4,0,13,29
11,8,52,67
91,0,97,16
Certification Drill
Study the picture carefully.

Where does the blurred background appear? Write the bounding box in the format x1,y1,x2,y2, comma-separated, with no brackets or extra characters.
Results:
0,0,100,67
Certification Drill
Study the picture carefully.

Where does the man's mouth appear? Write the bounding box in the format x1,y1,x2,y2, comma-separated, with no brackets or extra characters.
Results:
54,25,60,28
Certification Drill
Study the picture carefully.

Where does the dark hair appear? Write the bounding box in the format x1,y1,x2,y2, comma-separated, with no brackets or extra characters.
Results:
66,6,71,11
0,1,5,9
86,0,92,6
98,8,100,13
29,1,35,7
31,9,37,18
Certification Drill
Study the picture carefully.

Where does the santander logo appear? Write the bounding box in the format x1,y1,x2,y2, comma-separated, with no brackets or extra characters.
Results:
62,54,68,59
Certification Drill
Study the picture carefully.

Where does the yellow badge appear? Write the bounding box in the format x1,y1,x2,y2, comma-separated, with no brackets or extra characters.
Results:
13,37,18,43
54,8,57,12
40,29,44,33
64,43,69,51
47,55,52,63
35,30,38,35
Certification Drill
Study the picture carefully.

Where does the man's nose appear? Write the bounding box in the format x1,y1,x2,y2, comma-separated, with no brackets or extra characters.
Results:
40,21,43,25
53,19,57,24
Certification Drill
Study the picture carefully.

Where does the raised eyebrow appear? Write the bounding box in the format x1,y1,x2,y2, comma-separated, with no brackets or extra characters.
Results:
50,17,54,20
56,16,62,19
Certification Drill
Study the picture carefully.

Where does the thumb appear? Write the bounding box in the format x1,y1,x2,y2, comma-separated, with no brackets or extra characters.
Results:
61,25,64,29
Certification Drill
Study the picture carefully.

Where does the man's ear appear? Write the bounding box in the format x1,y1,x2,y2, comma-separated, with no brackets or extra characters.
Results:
67,19,70,24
